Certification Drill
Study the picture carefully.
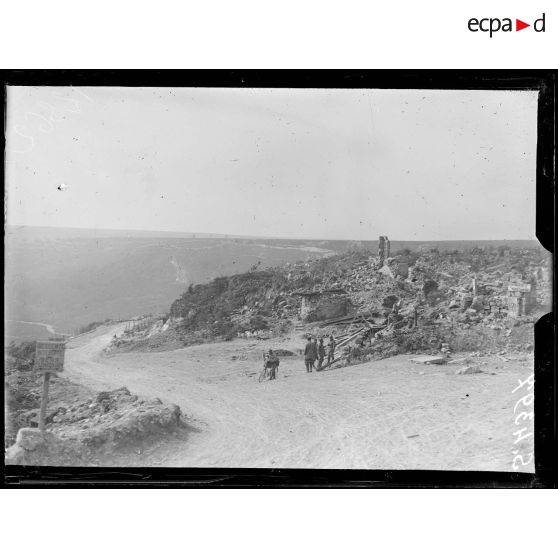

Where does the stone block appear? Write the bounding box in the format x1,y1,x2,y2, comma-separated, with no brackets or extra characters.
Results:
15,427,45,451
410,355,448,365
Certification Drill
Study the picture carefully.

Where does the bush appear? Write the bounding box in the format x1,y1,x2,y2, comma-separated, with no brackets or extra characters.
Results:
169,269,288,339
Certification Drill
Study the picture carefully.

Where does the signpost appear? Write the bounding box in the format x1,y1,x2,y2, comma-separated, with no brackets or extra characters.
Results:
508,284,531,293
34,341,66,435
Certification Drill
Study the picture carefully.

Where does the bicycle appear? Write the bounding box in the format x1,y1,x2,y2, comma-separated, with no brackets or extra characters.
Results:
259,352,279,382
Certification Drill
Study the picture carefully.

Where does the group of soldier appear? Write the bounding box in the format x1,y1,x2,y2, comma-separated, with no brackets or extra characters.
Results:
304,335,336,372
260,335,337,382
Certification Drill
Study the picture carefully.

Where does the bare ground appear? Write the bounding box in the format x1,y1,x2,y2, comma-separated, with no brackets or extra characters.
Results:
60,325,535,471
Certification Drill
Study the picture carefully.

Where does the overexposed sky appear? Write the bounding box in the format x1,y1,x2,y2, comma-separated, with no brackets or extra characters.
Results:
5,86,538,240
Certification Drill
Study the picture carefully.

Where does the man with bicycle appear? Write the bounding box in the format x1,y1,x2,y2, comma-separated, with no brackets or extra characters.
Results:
263,349,279,380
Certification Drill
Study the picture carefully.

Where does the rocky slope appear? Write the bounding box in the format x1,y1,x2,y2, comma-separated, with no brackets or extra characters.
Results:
5,347,184,466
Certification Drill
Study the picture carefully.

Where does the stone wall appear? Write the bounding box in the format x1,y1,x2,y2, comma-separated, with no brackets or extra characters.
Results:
300,293,353,323
507,284,537,318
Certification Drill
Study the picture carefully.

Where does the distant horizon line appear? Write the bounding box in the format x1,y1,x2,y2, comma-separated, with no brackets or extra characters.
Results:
6,223,537,243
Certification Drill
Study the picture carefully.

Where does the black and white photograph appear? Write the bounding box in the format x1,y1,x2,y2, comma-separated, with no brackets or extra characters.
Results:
3,77,553,477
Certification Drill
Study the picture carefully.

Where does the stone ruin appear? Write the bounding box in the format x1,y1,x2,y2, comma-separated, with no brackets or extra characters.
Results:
378,235,391,266
507,281,537,318
296,289,353,323
376,235,413,280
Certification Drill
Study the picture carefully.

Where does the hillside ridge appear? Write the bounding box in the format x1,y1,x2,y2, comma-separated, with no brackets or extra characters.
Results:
108,243,551,363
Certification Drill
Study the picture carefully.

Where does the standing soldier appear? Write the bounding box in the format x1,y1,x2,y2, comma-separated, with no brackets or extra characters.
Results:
304,337,317,372
327,335,336,365
317,338,326,370
311,338,318,369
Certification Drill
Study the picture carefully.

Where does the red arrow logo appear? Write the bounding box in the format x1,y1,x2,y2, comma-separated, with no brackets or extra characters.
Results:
516,19,530,31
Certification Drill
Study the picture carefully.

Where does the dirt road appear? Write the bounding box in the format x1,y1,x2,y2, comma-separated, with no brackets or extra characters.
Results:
62,325,534,470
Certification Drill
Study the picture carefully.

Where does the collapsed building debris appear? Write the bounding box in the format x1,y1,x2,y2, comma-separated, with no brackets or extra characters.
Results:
99,239,549,368
507,283,537,317
293,243,548,369
294,289,353,323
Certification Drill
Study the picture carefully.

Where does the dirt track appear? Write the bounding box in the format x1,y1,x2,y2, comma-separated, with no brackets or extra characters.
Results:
62,325,534,471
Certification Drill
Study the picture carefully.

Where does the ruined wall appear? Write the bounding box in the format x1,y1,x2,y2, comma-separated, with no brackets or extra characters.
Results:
300,293,353,322
378,236,391,266
507,283,537,318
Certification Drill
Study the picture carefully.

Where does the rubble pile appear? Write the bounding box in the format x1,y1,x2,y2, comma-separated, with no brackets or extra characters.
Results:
4,367,40,445
5,428,90,466
291,244,548,367
107,316,167,350
50,387,182,453
107,318,210,353
416,247,550,325
5,365,184,466
103,241,549,361
296,289,353,323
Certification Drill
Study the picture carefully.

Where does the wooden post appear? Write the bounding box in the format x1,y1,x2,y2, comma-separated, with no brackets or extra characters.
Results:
34,340,65,436
39,371,51,436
